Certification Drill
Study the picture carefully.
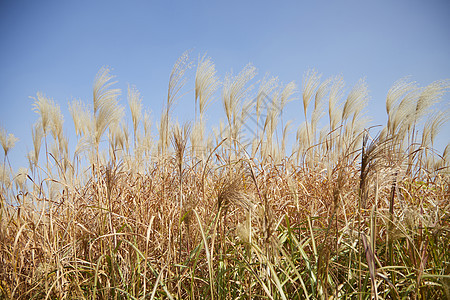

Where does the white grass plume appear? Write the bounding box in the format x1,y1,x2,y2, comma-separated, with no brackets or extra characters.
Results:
328,76,345,131
342,78,369,122
31,123,43,166
195,54,220,117
280,81,297,111
222,64,256,150
14,167,28,191
160,52,191,155
310,77,331,144
128,84,142,142
256,74,278,122
386,77,416,117
69,99,92,137
0,126,19,157
31,92,53,136
222,64,257,128
93,67,124,147
302,69,321,116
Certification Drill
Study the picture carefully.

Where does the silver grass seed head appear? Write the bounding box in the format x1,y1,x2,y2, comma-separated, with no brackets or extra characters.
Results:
280,81,297,110
0,126,19,157
31,123,43,165
222,64,257,125
0,127,6,154
171,122,191,167
93,67,120,114
6,134,18,155
218,173,253,212
315,77,332,110
0,163,10,187
256,75,278,119
444,143,450,159
390,89,419,135
302,69,321,114
27,151,36,172
386,77,416,115
92,67,124,147
330,106,343,131
69,99,92,137
168,51,192,108
191,117,205,154
319,126,329,146
441,144,450,173
282,120,293,154
296,122,309,152
328,76,345,128
95,101,124,146
251,138,259,157
206,133,214,153
430,109,450,146
236,221,251,243
195,54,220,116
50,101,64,143
421,122,432,148
32,92,51,134
415,79,450,122
342,78,369,121
128,84,142,135
310,104,325,136
143,110,152,137
158,112,169,154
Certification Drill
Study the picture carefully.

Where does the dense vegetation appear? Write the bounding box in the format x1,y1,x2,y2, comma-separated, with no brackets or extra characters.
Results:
1,52,449,299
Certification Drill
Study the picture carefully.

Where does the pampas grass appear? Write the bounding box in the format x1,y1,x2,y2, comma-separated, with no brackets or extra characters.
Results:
1,53,449,299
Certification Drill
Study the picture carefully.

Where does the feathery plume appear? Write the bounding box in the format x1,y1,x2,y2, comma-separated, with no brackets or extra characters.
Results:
256,75,278,121
443,143,450,163
167,51,192,109
0,127,19,157
195,54,220,117
69,99,92,137
315,77,332,110
143,110,152,137
389,89,419,138
0,127,6,156
386,78,416,116
222,64,257,126
342,78,369,121
281,120,293,157
171,122,191,170
32,92,53,135
310,78,331,143
160,51,191,155
92,67,124,147
280,81,297,111
0,162,10,187
430,109,450,147
413,79,450,129
31,123,43,166
302,69,321,116
328,76,345,130
128,84,142,140
50,101,64,141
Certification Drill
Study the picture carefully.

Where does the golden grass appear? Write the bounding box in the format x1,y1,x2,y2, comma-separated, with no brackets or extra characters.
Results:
0,53,449,299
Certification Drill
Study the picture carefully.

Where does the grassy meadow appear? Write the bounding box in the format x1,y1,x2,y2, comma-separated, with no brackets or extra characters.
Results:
1,52,449,299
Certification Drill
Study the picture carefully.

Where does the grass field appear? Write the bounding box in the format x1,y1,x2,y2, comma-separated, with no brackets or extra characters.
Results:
1,53,449,299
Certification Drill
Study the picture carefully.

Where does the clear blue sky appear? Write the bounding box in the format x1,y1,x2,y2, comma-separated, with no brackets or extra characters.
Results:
1,0,449,170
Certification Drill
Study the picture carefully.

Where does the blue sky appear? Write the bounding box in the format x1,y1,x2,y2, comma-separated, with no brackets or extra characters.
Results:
1,0,449,170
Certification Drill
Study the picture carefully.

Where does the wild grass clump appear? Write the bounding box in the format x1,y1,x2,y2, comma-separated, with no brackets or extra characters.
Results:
1,52,449,299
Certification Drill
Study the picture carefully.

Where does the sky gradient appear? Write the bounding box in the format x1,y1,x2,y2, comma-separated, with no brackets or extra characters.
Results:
1,0,449,170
